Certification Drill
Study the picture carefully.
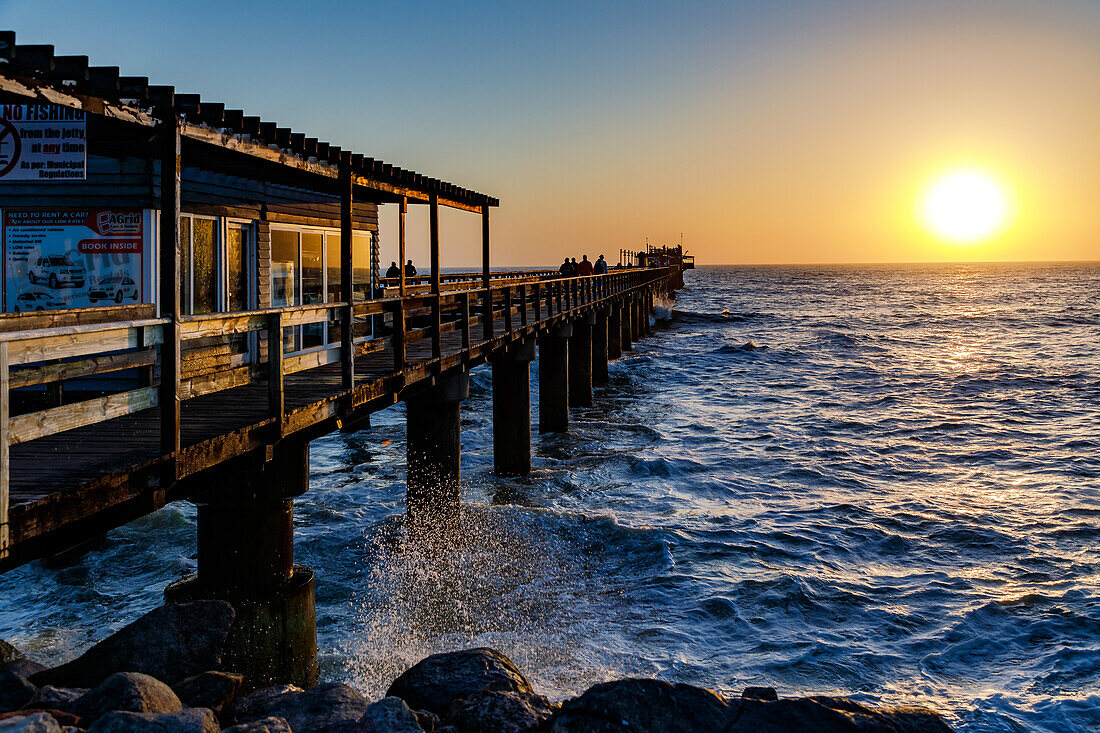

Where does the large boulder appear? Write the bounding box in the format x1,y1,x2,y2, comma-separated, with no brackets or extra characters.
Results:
31,602,234,688
228,683,368,733
387,649,533,718
727,697,953,732
548,679,733,733
224,685,301,726
221,717,293,733
71,672,183,723
85,708,219,732
358,697,426,733
0,671,35,712
0,643,23,668
446,689,555,733
171,671,243,714
0,711,61,732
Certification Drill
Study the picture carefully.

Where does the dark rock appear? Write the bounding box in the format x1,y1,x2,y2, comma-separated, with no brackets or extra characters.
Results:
224,685,301,726
0,671,35,712
220,716,293,733
31,602,234,688
0,711,61,732
387,649,533,717
728,697,954,732
446,689,555,733
548,678,732,733
741,686,778,701
875,707,954,733
0,709,80,727
0,642,23,668
171,670,243,714
415,709,440,732
72,672,182,723
228,683,367,732
21,686,85,712
263,683,368,733
0,662,45,681
357,697,425,733
85,708,219,732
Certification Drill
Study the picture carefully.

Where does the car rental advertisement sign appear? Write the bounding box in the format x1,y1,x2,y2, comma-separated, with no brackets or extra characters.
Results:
0,104,87,181
3,209,145,312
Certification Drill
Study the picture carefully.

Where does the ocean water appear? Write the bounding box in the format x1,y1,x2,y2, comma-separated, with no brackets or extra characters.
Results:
2,263,1099,732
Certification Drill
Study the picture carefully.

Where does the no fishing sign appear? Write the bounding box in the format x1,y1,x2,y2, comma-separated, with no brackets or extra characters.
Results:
0,104,86,181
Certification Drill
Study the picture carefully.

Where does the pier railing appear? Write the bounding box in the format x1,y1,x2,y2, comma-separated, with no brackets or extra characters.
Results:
0,267,670,559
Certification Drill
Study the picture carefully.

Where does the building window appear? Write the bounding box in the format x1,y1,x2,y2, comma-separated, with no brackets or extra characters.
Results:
269,226,376,352
179,214,254,315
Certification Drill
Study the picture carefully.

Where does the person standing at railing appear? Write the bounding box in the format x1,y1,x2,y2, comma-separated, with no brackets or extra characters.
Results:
405,260,417,277
559,257,575,277
578,255,594,276
385,261,401,280
593,254,608,296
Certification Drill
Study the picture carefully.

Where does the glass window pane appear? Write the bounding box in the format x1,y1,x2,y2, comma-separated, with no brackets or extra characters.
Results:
301,232,324,349
326,235,341,303
192,218,216,314
352,233,372,339
227,224,250,312
271,230,298,307
180,217,191,314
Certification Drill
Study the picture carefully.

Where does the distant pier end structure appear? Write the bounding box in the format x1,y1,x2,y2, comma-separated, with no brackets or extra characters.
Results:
0,33,691,688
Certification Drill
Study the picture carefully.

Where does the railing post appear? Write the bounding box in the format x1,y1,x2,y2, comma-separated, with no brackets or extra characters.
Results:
158,103,182,468
392,301,406,372
460,291,471,350
268,311,284,426
0,342,9,560
504,286,513,332
339,157,355,389
534,282,542,323
432,295,442,359
483,288,494,341
519,284,528,326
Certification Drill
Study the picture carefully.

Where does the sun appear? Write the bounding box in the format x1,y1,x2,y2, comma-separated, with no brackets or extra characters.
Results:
918,170,1012,244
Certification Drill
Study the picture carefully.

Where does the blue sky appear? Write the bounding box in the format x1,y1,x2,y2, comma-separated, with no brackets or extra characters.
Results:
3,1,1099,264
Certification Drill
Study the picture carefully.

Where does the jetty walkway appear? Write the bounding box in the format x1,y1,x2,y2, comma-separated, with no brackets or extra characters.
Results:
0,31,692,688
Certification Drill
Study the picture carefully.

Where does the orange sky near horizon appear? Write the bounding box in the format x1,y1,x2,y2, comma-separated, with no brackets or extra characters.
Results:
383,3,1100,267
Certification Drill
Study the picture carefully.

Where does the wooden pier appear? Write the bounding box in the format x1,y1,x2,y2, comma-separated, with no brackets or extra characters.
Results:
0,32,689,688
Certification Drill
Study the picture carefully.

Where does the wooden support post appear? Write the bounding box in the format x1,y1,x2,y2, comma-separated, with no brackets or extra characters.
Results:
643,291,653,335
621,298,634,352
481,205,491,291
166,439,317,690
538,322,570,433
504,286,513,333
607,305,622,360
492,338,535,476
0,342,8,560
519,284,528,326
339,161,355,389
569,313,594,407
398,196,407,297
534,282,542,323
483,205,495,340
430,193,441,295
392,301,406,372
267,311,284,424
158,105,182,466
592,309,609,385
432,296,442,359
460,291,471,350
406,371,468,540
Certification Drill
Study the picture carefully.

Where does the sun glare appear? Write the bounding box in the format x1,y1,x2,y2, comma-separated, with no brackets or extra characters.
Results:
918,170,1012,244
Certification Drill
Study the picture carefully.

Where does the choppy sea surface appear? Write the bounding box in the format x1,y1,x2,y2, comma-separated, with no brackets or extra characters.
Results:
2,263,1099,732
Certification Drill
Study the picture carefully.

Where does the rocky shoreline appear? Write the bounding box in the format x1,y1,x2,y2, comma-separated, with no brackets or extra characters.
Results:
1,601,954,732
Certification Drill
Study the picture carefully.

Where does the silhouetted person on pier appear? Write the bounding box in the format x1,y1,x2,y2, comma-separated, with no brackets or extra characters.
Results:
571,257,579,274
559,257,575,277
385,261,401,279
594,254,608,275
405,260,417,277
578,255,594,276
